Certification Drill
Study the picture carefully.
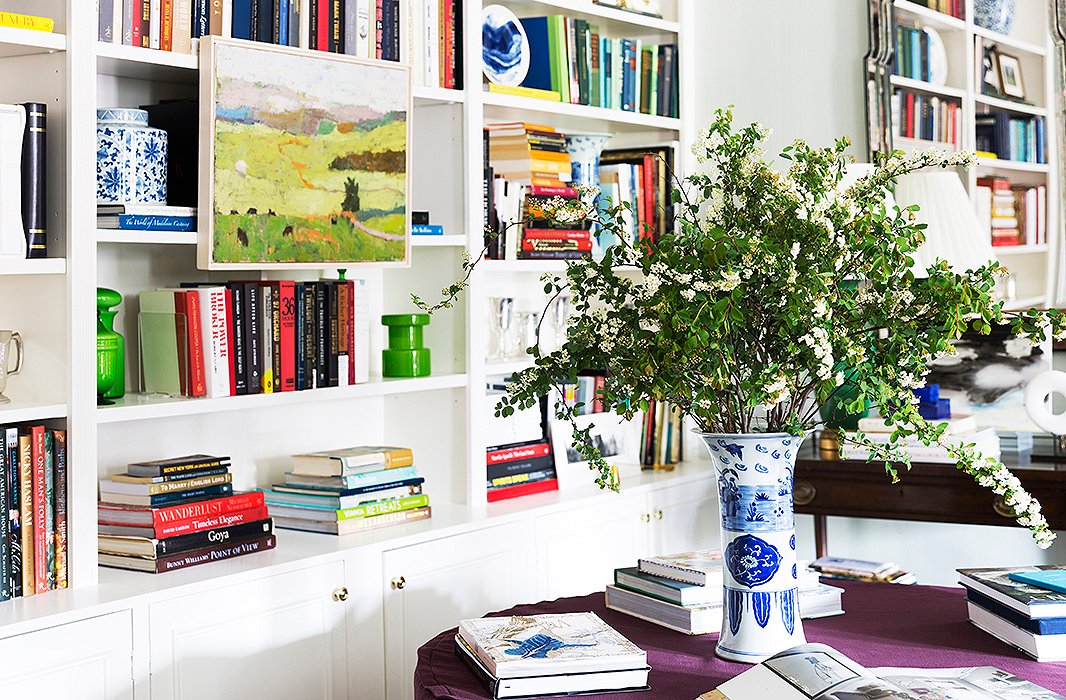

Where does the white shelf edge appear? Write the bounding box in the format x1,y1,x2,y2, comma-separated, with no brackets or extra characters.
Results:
481,259,572,273
0,26,66,54
511,0,680,33
482,91,680,131
0,402,67,423
893,135,960,152
485,359,535,376
1003,295,1047,310
97,373,469,424
892,0,966,31
994,244,1048,255
976,157,1049,173
95,229,197,245
95,40,198,70
974,93,1048,117
890,75,966,99
972,25,1047,57
412,85,465,104
0,258,66,276
411,234,467,248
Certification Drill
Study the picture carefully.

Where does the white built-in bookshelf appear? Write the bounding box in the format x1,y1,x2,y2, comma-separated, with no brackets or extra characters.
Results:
885,0,1058,307
0,2,704,694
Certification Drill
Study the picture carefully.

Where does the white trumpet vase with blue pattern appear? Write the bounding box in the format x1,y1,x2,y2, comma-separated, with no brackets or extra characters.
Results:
699,432,806,663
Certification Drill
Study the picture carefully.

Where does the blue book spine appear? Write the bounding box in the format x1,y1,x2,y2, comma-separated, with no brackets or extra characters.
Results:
141,483,234,506
278,0,290,45
193,0,209,38
286,465,419,489
519,17,553,92
110,215,196,231
232,0,254,39
968,588,1066,635
411,224,444,236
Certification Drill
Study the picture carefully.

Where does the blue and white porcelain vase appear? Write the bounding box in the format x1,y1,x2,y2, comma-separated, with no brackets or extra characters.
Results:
973,0,1016,35
699,432,806,663
564,133,611,257
96,108,168,204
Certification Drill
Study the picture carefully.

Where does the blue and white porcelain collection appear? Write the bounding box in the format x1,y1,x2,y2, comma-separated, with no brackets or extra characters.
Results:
96,107,168,205
700,432,806,662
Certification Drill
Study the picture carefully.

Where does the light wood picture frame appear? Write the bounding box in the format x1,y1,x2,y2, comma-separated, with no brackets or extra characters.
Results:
997,51,1026,100
197,37,412,270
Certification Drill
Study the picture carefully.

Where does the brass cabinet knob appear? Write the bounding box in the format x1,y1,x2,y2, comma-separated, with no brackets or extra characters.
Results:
654,508,663,520
793,481,817,506
993,495,1015,519
332,587,349,602
391,576,406,590
640,513,651,523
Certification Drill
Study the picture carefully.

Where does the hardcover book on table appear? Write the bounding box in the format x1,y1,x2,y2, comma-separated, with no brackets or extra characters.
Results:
637,548,723,586
958,566,1066,618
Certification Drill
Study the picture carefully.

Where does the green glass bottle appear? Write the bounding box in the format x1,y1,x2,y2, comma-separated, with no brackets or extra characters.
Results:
97,287,125,403
381,313,431,377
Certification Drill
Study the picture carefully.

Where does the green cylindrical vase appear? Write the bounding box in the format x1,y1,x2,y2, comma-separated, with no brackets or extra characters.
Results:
382,313,431,377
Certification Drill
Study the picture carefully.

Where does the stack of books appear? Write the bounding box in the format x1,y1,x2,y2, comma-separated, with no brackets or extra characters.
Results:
486,441,558,502
812,556,917,585
840,411,999,464
959,565,1066,662
606,549,844,634
891,89,962,146
975,176,1046,247
639,399,684,470
599,145,676,247
98,454,274,573
0,425,68,600
456,612,649,698
264,446,431,535
139,277,369,399
97,204,196,233
487,122,572,187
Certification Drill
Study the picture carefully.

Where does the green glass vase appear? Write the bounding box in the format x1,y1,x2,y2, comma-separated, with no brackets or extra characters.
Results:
382,313,430,378
97,287,124,403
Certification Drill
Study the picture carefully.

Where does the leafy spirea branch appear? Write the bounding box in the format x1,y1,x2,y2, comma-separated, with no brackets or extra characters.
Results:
428,107,1066,547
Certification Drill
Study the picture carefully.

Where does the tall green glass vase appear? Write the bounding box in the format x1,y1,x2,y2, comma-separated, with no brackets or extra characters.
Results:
97,287,125,404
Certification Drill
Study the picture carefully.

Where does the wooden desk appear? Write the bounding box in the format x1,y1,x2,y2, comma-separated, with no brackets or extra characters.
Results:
794,444,1066,557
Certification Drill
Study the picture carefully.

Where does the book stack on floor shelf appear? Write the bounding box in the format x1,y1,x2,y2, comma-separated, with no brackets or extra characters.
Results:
812,556,917,585
0,425,68,601
456,612,650,698
98,454,274,573
264,446,431,534
959,565,1066,662
97,205,195,233
605,549,844,634
974,176,1046,248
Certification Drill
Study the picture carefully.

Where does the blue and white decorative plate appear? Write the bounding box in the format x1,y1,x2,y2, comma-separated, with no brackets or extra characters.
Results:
481,4,529,86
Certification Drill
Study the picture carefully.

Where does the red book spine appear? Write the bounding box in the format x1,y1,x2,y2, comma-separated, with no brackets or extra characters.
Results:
278,281,296,392
522,229,593,240
487,478,558,503
31,426,46,594
521,237,593,251
132,0,146,46
592,376,606,413
634,164,646,236
316,0,330,51
171,291,191,396
161,0,173,50
529,185,578,198
154,505,271,538
225,288,237,397
346,280,356,386
375,0,384,59
443,0,454,88
183,290,207,397
151,490,266,528
642,155,656,240
487,442,552,465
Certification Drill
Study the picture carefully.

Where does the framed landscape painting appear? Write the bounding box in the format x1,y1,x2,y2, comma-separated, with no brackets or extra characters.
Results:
198,37,411,269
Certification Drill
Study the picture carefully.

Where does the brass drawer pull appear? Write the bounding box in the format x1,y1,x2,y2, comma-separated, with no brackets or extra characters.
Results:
793,482,817,506
654,508,663,520
993,496,1015,519
332,587,349,602
640,513,651,523
391,576,406,590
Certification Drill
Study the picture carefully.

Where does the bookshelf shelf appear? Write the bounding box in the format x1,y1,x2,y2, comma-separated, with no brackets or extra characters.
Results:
96,373,469,424
889,75,965,99
0,27,66,57
482,91,681,133
503,0,680,35
1004,294,1047,310
892,0,965,32
412,85,465,104
0,258,66,275
481,259,572,273
973,94,1047,117
893,135,959,152
976,157,1049,173
486,359,535,375
995,244,1049,255
411,234,468,247
95,229,197,245
95,40,198,81
971,25,1047,57
0,401,66,424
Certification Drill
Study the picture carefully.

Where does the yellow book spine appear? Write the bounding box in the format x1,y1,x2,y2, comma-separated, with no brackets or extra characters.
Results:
487,83,562,102
0,12,55,32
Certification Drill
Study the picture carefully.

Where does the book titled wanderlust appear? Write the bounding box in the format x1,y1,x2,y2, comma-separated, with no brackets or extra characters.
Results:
458,612,646,678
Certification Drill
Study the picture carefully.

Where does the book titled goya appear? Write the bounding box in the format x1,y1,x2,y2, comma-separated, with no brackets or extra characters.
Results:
98,517,274,558
99,533,277,573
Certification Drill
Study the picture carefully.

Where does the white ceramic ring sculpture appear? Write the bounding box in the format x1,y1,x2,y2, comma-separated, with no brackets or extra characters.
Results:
1024,370,1066,434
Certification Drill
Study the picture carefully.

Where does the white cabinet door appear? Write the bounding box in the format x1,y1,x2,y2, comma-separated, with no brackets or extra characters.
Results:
649,475,719,556
383,523,534,700
149,561,349,700
535,492,652,600
0,610,134,699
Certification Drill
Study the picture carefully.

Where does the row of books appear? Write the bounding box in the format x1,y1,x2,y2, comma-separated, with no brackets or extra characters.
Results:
907,0,964,18
959,565,1066,662
97,0,405,61
811,555,917,585
606,549,844,635
976,112,1048,164
98,454,275,573
639,399,683,469
0,425,67,601
976,176,1046,247
515,16,679,117
97,204,195,232
893,23,936,83
139,277,369,399
263,446,431,535
409,0,463,90
599,145,675,249
559,376,608,416
486,440,558,503
891,89,961,146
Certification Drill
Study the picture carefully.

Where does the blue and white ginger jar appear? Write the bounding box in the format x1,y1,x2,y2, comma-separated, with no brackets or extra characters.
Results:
973,0,1016,35
96,107,168,204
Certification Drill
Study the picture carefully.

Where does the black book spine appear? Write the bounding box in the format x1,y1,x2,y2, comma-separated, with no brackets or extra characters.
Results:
330,0,343,53
304,282,317,389
243,282,262,394
270,283,282,391
308,0,317,49
139,0,151,47
6,434,19,599
452,0,463,88
156,518,275,557
315,282,328,388
327,282,339,387
229,284,248,395
255,0,274,42
487,455,556,482
295,283,306,390
389,0,400,61
21,103,45,259
274,0,283,45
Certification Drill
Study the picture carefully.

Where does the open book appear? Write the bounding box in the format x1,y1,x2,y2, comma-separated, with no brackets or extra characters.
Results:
699,643,1063,700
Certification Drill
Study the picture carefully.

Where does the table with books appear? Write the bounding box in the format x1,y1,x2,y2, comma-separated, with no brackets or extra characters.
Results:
415,579,1066,699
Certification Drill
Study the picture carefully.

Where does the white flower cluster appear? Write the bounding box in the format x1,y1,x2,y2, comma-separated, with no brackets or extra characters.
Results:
799,327,835,382
970,456,1055,548
762,373,790,406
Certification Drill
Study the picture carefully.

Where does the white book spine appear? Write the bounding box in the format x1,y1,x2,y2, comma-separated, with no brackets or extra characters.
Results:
172,0,193,52
0,105,24,258
221,0,232,38
355,280,370,384
198,287,231,397
355,0,371,58
408,0,422,82
150,0,162,48
299,0,311,49
424,0,439,87
112,0,125,43
343,0,357,54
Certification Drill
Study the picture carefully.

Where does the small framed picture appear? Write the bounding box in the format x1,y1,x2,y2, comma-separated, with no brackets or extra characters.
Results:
997,52,1026,100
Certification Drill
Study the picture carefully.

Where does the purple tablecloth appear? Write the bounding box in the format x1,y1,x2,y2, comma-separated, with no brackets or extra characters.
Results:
414,580,1066,699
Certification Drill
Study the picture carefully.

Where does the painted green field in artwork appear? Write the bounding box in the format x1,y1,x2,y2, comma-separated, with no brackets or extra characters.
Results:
212,119,406,264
